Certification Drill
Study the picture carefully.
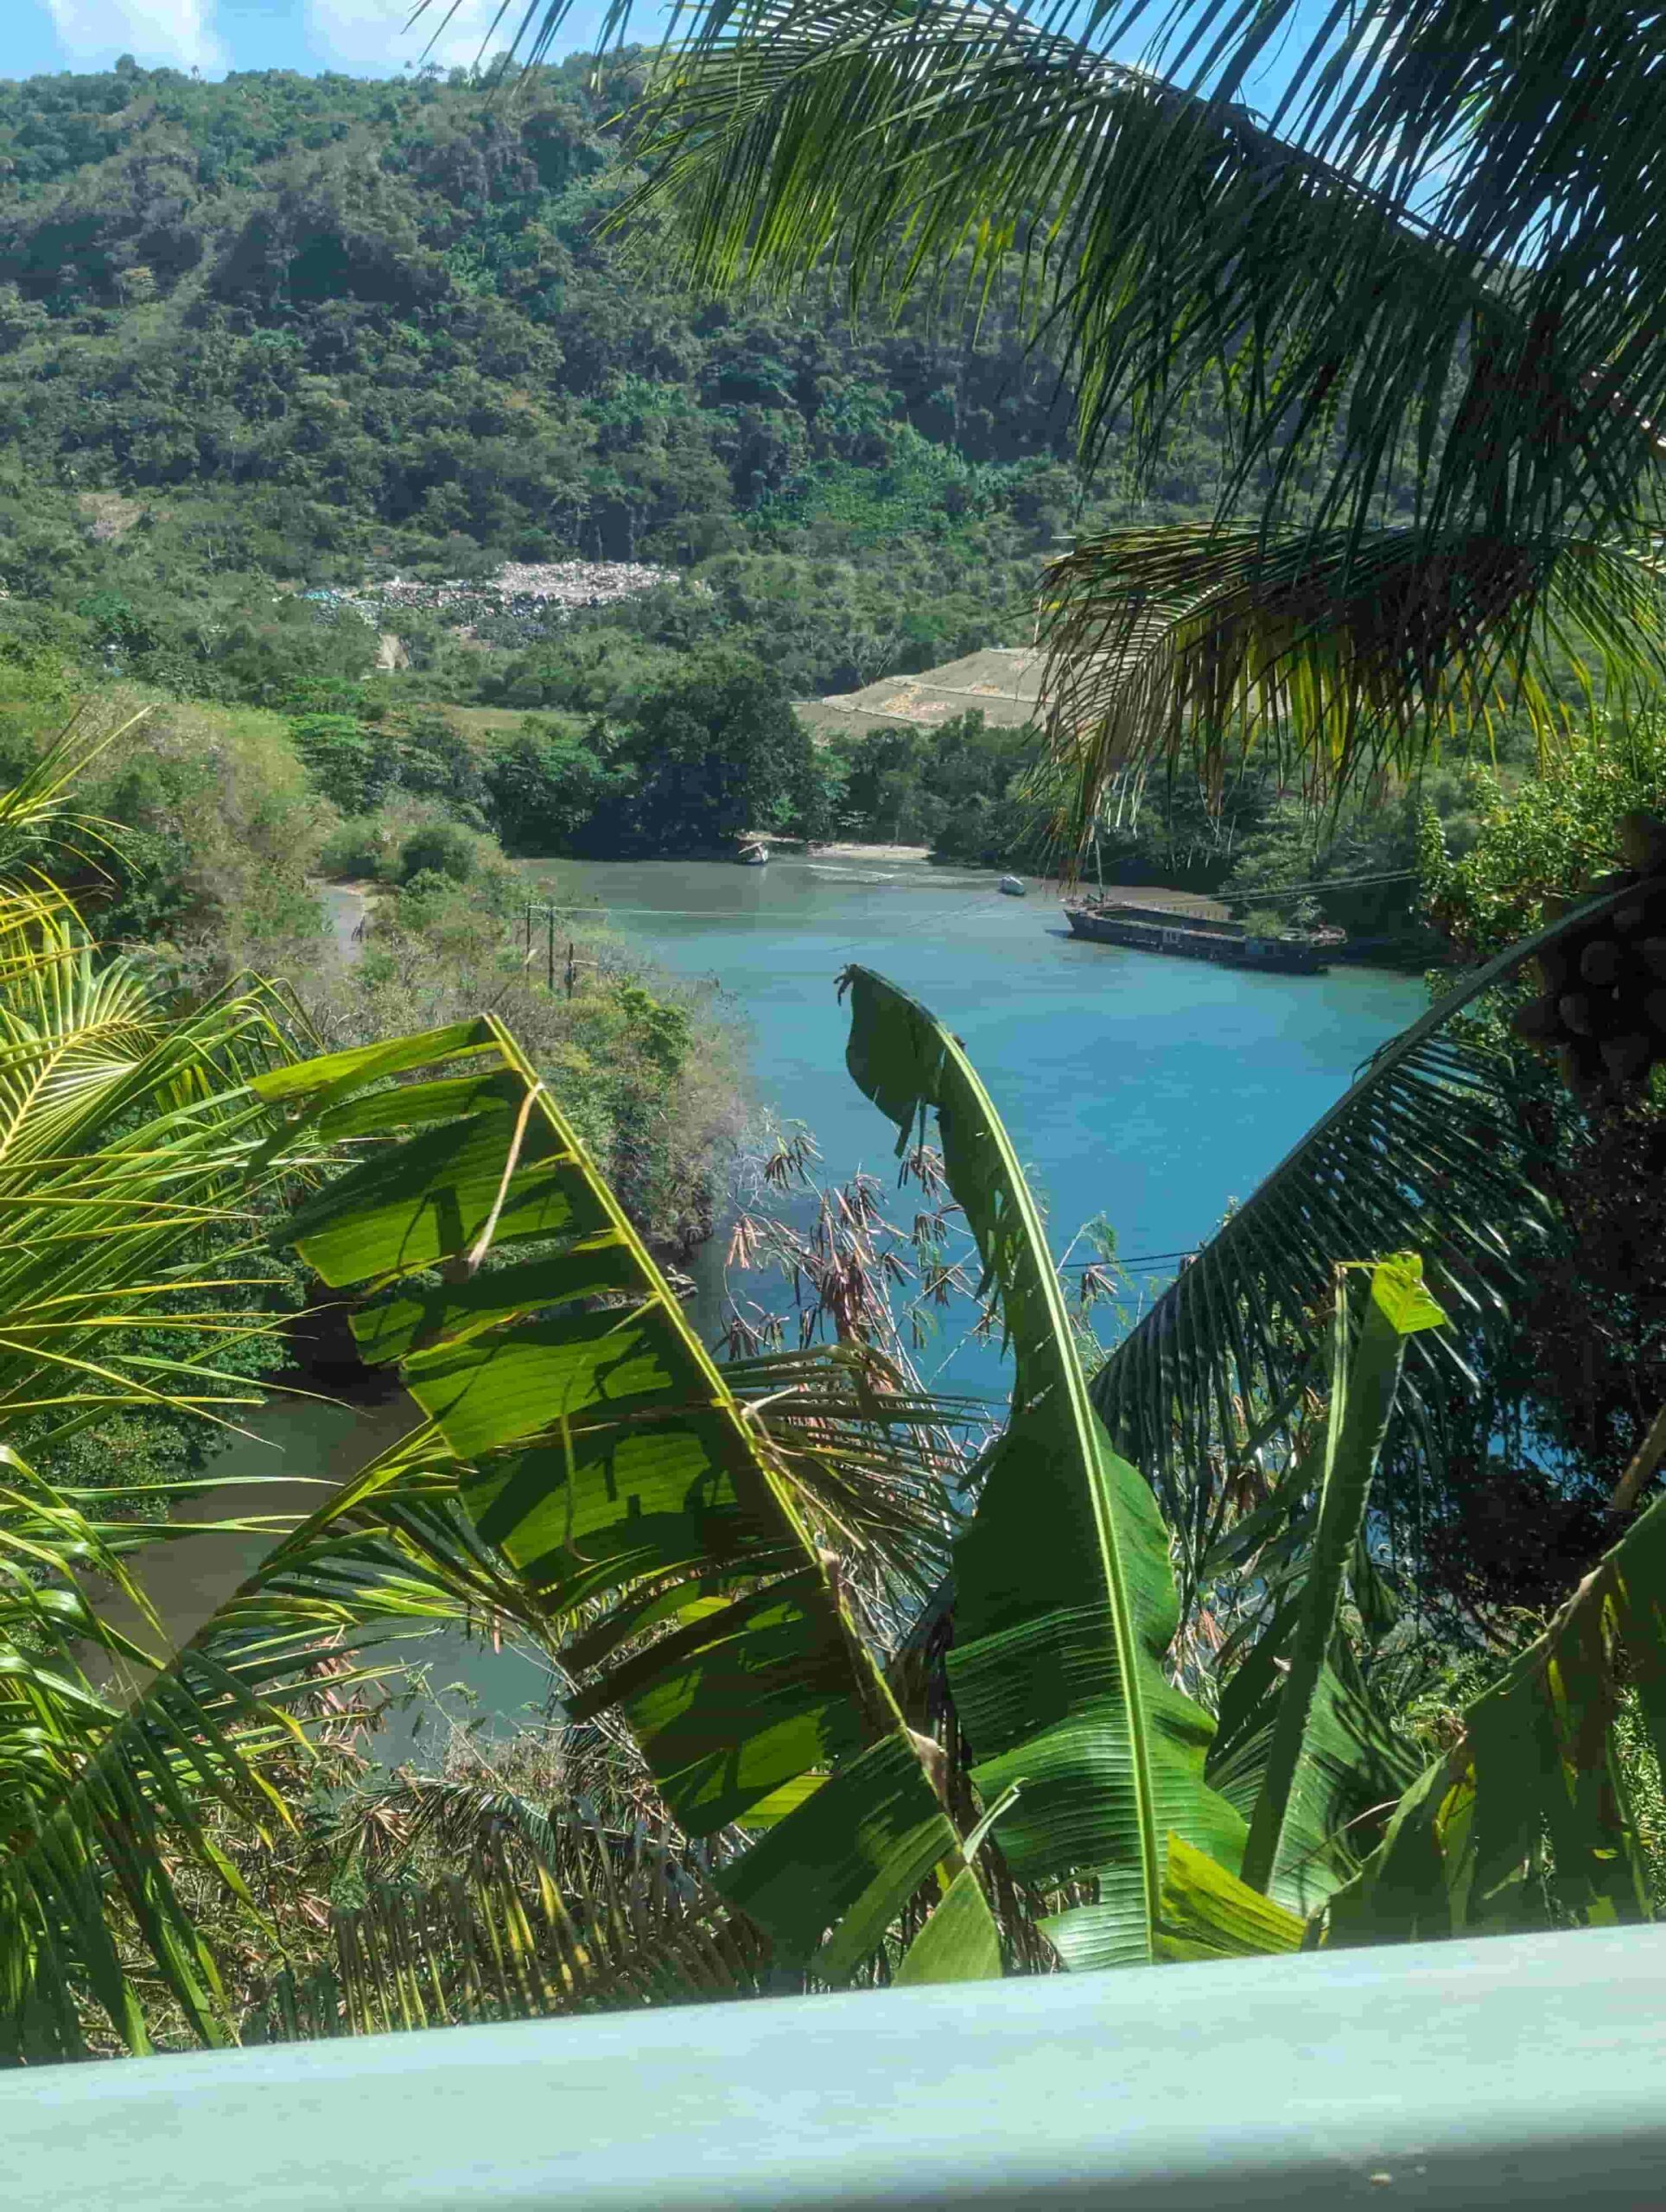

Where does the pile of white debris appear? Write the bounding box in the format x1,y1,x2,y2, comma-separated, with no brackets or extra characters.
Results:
302,560,686,641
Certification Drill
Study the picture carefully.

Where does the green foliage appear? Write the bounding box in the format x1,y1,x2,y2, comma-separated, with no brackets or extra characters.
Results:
1233,1260,1446,1905
478,651,823,856
824,710,1041,857
612,983,692,1079
840,964,1243,1965
0,54,1168,717
1428,715,1666,962
610,649,817,854
1408,726,1666,1569
483,721,628,855
397,820,477,886
258,1017,997,1984
1330,1482,1666,1942
291,709,485,820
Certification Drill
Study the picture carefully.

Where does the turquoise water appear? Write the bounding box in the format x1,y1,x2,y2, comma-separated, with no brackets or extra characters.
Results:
521,852,1427,1382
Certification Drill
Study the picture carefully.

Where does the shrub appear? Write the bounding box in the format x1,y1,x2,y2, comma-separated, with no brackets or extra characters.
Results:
397,819,478,884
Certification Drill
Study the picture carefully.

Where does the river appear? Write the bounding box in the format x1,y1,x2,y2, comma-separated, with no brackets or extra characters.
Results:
518,850,1427,1387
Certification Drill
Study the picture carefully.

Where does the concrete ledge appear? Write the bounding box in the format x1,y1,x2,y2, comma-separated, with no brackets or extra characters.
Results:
8,1925,1665,2210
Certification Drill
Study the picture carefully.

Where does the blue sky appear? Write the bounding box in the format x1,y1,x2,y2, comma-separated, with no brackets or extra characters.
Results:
8,2,1335,130
6,3,626,80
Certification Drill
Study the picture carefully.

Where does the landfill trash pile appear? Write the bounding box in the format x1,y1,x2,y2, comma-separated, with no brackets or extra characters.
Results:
300,560,685,642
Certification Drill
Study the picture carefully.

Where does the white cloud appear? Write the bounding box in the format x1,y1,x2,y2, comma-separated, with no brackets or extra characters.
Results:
306,0,518,75
46,0,224,70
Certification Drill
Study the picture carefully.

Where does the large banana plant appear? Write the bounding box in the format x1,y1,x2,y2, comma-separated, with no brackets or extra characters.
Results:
1205,1261,1446,1916
254,1017,1002,1986
250,979,1486,1990
1180,1435,1666,1955
838,964,1244,1965
837,969,1457,1942
13,912,1648,2056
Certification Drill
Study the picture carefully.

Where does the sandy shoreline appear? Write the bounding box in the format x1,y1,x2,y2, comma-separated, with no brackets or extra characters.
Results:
805,840,934,863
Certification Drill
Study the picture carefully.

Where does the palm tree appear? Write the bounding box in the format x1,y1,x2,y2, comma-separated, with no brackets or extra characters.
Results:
453,0,1666,839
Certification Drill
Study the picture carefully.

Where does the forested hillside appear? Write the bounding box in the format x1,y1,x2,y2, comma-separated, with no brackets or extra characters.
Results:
0,54,1229,703
0,58,1473,923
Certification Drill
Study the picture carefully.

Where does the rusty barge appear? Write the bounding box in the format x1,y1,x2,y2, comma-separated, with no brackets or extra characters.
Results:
1065,899,1335,975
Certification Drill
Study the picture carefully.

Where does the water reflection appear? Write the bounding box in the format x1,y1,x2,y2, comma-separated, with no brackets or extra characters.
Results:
95,1392,556,1763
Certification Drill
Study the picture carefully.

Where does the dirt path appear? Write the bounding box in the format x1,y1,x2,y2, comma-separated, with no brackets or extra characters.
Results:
318,879,372,963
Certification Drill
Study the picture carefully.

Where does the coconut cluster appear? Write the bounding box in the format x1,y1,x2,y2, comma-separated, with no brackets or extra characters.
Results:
1510,812,1666,1103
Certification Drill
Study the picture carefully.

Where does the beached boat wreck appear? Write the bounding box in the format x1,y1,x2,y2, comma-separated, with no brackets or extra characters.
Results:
1065,899,1334,975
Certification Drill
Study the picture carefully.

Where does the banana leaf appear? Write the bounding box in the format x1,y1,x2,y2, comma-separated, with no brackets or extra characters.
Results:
1232,1255,1446,1903
258,1017,996,1983
1157,1835,1306,1963
839,964,1243,1968
1329,1480,1666,1943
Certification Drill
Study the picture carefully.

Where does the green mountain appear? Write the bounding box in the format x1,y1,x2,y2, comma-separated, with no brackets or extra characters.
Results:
0,54,1226,702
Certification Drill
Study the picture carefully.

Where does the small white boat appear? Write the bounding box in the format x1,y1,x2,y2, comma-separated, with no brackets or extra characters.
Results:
998,875,1027,897
740,845,770,867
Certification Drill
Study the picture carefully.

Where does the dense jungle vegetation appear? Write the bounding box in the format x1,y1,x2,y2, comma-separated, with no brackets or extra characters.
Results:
0,54,1516,918
7,0,1666,2070
0,53,1125,688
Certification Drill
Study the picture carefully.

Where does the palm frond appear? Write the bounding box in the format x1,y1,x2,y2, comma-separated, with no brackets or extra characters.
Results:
0,903,303,1433
1,1416,634,2063
589,0,1663,560
247,1789,769,2042
0,711,140,892
1037,526,1666,852
722,1339,970,1654
1090,877,1661,1588
0,1449,459,2061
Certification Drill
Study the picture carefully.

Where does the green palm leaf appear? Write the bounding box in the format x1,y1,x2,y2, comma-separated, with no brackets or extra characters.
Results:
587,0,1659,556
1037,526,1666,851
448,0,1666,805
839,963,1243,1967
0,895,302,1437
1090,877,1660,1587
252,1780,770,2041
0,1446,493,2063
258,1017,998,1984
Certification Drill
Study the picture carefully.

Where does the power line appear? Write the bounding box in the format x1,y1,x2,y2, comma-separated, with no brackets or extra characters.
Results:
1060,1249,1198,1268
1208,870,1418,904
